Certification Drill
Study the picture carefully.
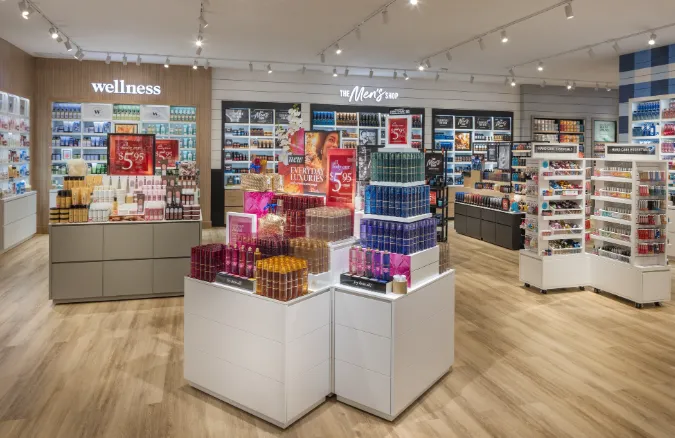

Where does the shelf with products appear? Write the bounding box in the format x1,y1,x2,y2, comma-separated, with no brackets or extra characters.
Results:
629,96,675,158
0,91,31,198
532,117,586,154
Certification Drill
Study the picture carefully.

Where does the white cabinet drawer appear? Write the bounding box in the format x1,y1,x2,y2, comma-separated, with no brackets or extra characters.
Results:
335,324,391,376
334,290,391,338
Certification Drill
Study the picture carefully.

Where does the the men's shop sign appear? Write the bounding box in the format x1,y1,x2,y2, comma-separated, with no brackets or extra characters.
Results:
455,116,473,129
534,145,576,154
607,145,655,155
339,86,399,103
424,152,444,176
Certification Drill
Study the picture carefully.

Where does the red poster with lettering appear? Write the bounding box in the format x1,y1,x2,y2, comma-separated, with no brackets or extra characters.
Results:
326,148,356,209
386,115,411,147
430,191,437,206
108,134,155,176
155,139,179,167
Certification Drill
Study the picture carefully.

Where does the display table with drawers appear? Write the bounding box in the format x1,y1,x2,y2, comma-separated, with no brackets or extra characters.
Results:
453,202,524,250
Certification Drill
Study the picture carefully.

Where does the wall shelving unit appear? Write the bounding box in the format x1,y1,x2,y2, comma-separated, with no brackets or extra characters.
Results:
532,117,586,155
0,91,30,195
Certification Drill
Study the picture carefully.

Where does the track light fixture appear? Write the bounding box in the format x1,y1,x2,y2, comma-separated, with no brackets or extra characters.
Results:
566,81,572,90
355,26,361,41
393,70,398,80
446,52,452,62
320,52,325,63
409,0,418,5
267,64,272,74
49,27,58,39
478,38,485,51
382,9,389,25
470,75,475,84
64,39,72,51
105,53,111,65
302,65,306,74
403,71,409,80
564,2,574,19
56,34,63,43
249,62,253,72
136,55,142,66
344,68,349,77
74,48,84,61
588,48,595,59
435,72,440,82
504,76,509,85
19,0,33,19
204,60,210,70
335,44,342,55
648,33,657,46
418,63,425,71
572,81,577,90
605,83,611,92
369,69,374,78
198,11,208,28
510,77,516,87
332,68,338,77
196,35,203,47
122,54,127,66
537,61,544,72
196,46,202,56
613,41,621,54
508,68,515,77
501,30,508,43
424,59,431,69
164,57,170,68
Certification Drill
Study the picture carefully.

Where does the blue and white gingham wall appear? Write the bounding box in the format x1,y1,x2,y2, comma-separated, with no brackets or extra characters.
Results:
619,44,675,141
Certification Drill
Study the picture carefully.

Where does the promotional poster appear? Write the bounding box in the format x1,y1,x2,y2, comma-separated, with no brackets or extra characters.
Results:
225,212,257,245
386,113,411,147
108,134,155,176
280,130,338,195
327,148,357,208
155,139,179,168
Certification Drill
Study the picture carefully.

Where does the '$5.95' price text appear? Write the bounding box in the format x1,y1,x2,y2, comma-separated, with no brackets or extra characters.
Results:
118,150,145,170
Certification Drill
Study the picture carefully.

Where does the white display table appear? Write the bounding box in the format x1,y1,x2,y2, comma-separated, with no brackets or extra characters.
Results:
333,270,455,421
184,278,332,429
0,191,36,254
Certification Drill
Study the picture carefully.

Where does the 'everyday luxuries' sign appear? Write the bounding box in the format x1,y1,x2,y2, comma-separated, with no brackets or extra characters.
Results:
91,80,161,95
339,86,399,103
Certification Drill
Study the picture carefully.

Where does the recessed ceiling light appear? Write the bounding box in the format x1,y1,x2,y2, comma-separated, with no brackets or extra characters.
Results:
537,61,544,72
501,30,508,43
648,33,657,46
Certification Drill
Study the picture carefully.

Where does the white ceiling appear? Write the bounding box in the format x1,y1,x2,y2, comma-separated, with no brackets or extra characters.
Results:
1,0,675,85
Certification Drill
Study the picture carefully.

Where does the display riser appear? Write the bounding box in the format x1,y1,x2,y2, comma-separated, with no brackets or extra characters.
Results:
333,270,455,420
519,251,590,292
328,237,357,285
590,255,671,305
0,191,36,254
308,271,332,290
395,245,440,288
184,278,331,429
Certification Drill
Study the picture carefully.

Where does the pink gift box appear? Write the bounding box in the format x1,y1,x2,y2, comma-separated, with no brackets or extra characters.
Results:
390,253,412,286
244,191,276,219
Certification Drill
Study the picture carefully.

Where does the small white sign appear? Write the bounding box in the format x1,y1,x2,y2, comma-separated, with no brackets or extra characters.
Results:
82,103,113,121
339,86,399,103
141,105,170,122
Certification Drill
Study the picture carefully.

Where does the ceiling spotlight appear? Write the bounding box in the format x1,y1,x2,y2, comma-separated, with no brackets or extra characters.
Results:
19,0,32,19
501,30,508,43
564,2,574,19
418,63,425,71
302,65,306,74
74,48,84,61
470,75,475,84
193,60,198,70
424,59,431,69
393,70,398,80
122,54,127,66
335,44,342,55
595,82,599,91
648,33,656,46
540,80,547,88
382,9,389,25
403,71,409,80
606,83,611,91
504,76,509,85
49,27,59,39
435,72,440,82
613,41,621,54
164,57,170,68
344,68,349,77
267,64,272,74
320,52,325,63
369,69,373,78
249,62,253,72
510,77,516,87
537,61,544,72
588,48,595,59
56,35,63,43
446,52,452,62
355,26,361,41
198,12,208,28
105,53,111,65
409,0,418,4
64,39,72,51
509,68,515,77
136,55,141,66
196,35,203,47
572,81,577,90
478,38,485,51
204,60,210,70
332,68,338,77
566,81,572,90
196,46,203,56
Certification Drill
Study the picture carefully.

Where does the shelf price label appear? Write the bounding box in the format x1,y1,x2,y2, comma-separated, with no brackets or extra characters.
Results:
155,139,179,168
108,134,155,176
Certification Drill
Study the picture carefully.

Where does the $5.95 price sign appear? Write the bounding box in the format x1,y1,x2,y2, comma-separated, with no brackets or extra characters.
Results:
108,134,156,176
326,149,356,208
155,139,179,168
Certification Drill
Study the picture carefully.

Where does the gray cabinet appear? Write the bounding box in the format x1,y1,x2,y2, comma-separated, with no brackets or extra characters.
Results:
453,203,523,250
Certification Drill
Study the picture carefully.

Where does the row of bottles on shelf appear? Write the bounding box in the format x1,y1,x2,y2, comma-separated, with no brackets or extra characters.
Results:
633,101,661,121
170,107,197,122
143,124,197,136
0,133,29,148
52,136,107,147
0,116,30,133
313,111,422,128
52,152,107,161
0,149,29,164
533,119,584,133
52,163,107,175
52,103,82,119
664,100,675,119
474,133,512,142
113,105,140,121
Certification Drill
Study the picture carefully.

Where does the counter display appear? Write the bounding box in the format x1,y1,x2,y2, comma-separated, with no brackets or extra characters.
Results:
0,191,37,254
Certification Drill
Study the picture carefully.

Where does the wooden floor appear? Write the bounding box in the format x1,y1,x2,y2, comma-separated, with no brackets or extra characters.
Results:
1,228,675,438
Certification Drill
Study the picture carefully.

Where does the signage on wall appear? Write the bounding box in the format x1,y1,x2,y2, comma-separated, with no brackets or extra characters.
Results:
386,112,411,148
225,108,249,124
91,80,161,95
82,103,113,121
250,109,274,124
494,117,511,131
487,144,497,162
155,139,179,167
327,149,356,208
607,145,655,155
455,116,473,130
476,117,492,130
339,86,399,103
275,110,291,125
534,145,576,154
108,134,155,176
141,105,170,122
424,152,444,176
434,115,453,129
594,120,617,142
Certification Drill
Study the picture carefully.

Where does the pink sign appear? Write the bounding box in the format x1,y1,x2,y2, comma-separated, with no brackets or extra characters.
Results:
226,212,257,245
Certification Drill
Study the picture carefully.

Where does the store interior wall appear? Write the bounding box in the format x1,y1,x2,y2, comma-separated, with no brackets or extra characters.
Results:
34,59,213,232
618,44,675,141
519,84,619,141
0,38,35,101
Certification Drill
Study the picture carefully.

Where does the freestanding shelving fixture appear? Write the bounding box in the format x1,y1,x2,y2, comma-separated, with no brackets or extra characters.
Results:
520,143,589,293
588,144,670,308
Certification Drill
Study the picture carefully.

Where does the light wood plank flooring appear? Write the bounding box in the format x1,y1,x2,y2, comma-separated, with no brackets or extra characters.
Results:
1,228,675,437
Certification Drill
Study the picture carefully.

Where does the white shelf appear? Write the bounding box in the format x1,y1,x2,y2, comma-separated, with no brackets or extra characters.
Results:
590,215,632,226
0,161,30,166
542,214,584,220
591,176,632,183
542,175,584,181
370,181,425,187
591,195,633,205
542,233,584,241
541,195,584,201
631,119,660,124
590,234,632,247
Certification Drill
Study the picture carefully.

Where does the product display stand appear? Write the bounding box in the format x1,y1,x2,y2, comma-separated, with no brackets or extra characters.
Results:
520,143,589,293
0,191,36,254
588,147,670,307
184,278,331,429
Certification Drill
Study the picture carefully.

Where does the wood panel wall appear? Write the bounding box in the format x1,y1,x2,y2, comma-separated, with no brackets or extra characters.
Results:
34,58,212,232
0,38,35,100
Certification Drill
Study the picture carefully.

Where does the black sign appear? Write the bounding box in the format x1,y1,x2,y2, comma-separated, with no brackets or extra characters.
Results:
435,115,453,129
390,108,411,115
357,145,379,181
224,164,232,172
487,144,497,162
607,145,655,155
534,145,576,154
250,109,274,124
340,274,391,293
359,129,378,146
215,272,256,291
494,117,511,131
476,117,492,130
225,108,249,124
275,110,291,125
424,152,444,176
455,116,473,130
